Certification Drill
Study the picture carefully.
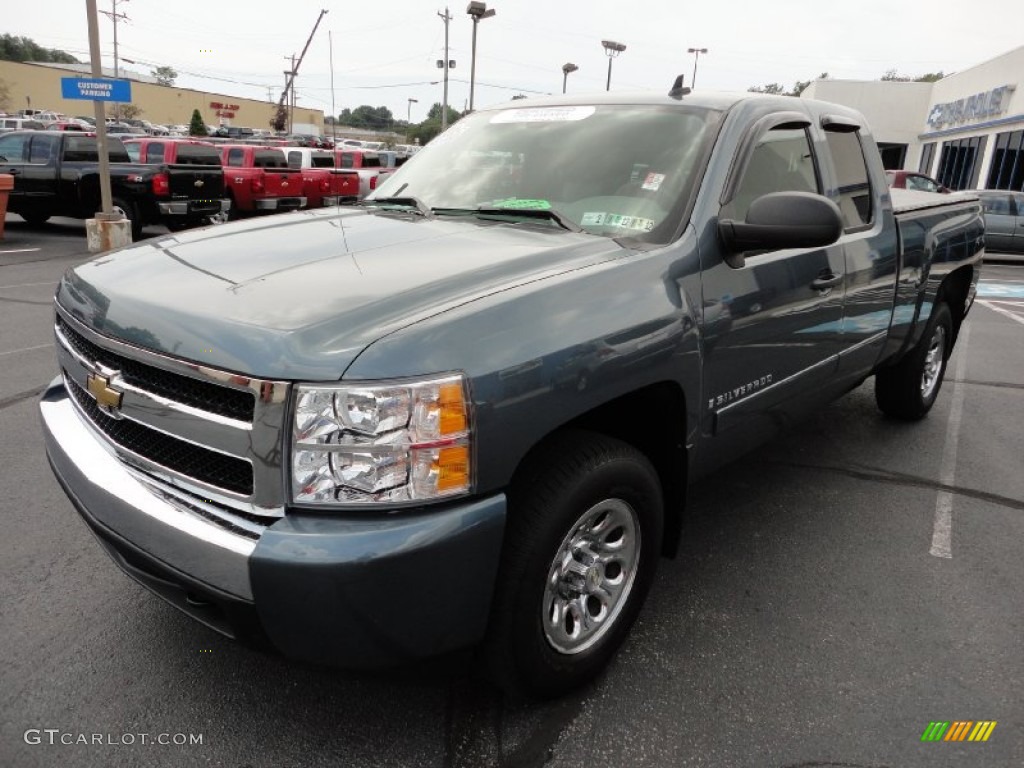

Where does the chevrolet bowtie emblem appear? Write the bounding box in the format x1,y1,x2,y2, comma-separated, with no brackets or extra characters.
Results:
194,179,205,188
86,373,123,410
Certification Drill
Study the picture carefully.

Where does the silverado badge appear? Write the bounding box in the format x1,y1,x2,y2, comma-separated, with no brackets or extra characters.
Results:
194,179,205,188
86,373,123,411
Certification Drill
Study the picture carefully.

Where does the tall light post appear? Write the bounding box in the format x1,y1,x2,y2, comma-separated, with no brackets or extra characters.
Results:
466,2,496,112
561,62,578,94
687,47,708,89
601,40,626,91
407,97,419,124
437,7,453,131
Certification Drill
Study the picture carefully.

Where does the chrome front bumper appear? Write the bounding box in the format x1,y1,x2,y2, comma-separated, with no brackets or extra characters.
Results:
40,377,255,599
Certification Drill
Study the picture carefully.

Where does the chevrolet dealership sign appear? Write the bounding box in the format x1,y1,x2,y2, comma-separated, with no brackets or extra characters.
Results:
927,84,1015,129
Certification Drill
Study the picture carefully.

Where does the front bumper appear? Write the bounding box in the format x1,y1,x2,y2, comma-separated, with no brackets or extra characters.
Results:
40,377,507,667
156,199,229,217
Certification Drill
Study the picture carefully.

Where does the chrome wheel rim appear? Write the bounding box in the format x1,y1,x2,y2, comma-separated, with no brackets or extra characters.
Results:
921,324,946,400
542,498,641,655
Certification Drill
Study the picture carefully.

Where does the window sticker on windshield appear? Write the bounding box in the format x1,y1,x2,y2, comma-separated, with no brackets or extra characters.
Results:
581,212,656,232
490,106,596,124
642,173,665,191
489,198,552,210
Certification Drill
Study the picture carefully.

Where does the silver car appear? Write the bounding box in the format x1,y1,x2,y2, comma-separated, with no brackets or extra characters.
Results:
978,190,1024,258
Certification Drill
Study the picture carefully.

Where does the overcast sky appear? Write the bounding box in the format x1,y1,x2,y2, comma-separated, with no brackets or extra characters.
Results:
10,0,1022,126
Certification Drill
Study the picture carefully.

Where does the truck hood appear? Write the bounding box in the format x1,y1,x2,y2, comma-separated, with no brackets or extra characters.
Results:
57,207,626,380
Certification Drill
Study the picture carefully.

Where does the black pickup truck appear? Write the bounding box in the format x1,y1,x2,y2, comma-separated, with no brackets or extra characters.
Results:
41,89,983,698
0,130,224,238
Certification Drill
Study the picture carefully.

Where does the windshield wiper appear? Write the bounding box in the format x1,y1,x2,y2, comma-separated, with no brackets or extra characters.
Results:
433,206,582,233
361,196,433,217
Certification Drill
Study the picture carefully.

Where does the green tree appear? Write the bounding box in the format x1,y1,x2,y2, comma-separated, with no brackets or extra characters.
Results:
881,69,946,82
0,34,79,63
151,66,177,86
426,102,461,125
108,103,142,120
189,108,208,136
749,73,828,97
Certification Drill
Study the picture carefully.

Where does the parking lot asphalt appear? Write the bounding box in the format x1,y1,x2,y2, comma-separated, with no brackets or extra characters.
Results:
1,215,1022,768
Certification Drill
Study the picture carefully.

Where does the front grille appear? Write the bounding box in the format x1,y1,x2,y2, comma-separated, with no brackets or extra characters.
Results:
67,375,254,496
57,315,255,422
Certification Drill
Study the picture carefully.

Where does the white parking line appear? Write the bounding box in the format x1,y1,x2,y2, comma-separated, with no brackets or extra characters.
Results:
0,248,42,255
0,343,52,357
930,323,971,559
977,300,1024,326
0,281,57,289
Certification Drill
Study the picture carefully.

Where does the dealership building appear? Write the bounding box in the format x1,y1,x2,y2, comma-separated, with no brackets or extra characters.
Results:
802,45,1023,191
0,60,324,133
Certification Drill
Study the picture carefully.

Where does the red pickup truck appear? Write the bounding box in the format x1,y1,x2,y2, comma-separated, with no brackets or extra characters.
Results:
280,147,360,207
332,149,397,198
219,144,306,217
122,138,229,228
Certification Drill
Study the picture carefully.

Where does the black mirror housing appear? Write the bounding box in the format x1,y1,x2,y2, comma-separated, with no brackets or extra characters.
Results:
718,191,844,262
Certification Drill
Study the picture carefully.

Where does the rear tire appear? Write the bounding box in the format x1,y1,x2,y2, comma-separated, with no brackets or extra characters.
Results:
112,197,143,240
875,301,953,420
19,212,50,226
483,430,663,699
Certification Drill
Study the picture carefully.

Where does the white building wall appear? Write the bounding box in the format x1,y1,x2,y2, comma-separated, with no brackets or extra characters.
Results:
918,46,1023,186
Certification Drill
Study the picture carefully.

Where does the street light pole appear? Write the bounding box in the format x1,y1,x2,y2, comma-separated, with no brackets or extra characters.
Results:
601,40,626,91
85,0,114,216
687,47,708,89
438,7,452,132
561,62,578,94
407,97,418,124
466,2,496,113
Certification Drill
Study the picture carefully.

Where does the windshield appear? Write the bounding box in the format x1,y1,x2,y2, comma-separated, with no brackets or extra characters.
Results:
369,104,719,241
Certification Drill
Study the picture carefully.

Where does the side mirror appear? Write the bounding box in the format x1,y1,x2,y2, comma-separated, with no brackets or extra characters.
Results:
718,191,844,267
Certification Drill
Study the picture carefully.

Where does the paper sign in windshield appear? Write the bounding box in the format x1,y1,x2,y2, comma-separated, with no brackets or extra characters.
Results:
489,198,552,210
491,106,596,124
642,173,665,191
581,212,656,232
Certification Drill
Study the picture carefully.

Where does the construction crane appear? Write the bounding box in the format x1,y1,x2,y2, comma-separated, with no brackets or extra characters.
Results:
278,9,329,133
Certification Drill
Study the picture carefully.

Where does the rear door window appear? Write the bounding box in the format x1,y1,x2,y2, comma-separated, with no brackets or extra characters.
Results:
146,143,166,163
254,151,287,169
286,151,303,169
981,195,1012,215
175,145,222,165
29,134,57,163
824,129,873,230
227,148,245,167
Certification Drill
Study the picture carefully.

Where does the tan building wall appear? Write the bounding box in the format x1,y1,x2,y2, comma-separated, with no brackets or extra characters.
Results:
0,60,324,132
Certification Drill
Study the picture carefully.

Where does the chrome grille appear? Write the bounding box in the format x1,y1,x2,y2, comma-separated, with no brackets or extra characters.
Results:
66,376,253,495
56,315,255,422
54,306,290,522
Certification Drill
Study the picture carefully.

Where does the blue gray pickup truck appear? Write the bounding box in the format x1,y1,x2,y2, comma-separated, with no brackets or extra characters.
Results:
41,86,984,698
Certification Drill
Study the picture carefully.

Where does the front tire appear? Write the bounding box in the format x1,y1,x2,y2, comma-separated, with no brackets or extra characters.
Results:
484,431,663,699
875,301,953,420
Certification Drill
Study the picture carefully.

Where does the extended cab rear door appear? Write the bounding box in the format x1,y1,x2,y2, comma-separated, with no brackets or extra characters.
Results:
817,116,899,379
701,112,846,438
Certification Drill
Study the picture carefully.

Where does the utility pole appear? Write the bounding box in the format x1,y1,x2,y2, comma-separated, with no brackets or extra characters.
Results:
99,0,129,119
277,9,329,135
328,30,337,144
85,0,115,217
438,7,452,132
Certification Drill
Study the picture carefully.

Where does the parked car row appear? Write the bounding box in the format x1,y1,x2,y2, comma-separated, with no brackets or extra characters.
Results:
0,131,399,237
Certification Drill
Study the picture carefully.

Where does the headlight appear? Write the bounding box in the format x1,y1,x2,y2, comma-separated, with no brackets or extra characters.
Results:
291,374,471,505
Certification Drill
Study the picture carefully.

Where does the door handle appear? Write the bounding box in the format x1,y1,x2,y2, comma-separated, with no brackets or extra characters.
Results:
811,272,844,290
5,168,20,175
